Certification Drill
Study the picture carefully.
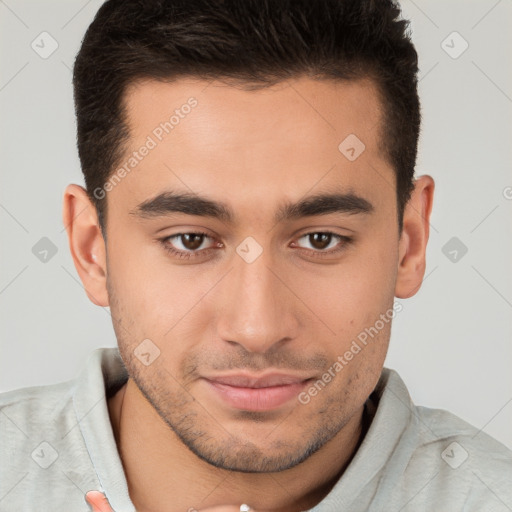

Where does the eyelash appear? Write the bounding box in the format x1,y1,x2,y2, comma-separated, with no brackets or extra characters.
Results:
158,231,353,261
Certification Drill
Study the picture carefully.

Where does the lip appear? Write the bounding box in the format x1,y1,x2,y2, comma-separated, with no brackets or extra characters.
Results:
203,373,312,412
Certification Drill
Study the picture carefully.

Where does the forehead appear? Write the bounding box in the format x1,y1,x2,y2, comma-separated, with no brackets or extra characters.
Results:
123,76,383,149
111,76,392,220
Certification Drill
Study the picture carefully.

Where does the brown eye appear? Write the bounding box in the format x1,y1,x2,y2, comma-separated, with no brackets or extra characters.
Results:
293,231,352,257
180,233,205,250
163,232,214,254
308,233,333,250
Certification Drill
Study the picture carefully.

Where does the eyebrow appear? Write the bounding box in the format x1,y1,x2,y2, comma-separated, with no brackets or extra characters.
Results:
130,190,374,223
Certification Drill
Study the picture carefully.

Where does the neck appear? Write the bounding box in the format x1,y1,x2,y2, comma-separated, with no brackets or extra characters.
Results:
108,378,366,512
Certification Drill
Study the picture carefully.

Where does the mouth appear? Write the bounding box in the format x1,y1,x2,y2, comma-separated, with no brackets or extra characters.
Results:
202,373,313,412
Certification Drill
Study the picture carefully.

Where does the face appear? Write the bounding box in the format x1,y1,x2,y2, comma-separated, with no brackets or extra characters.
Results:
104,76,400,472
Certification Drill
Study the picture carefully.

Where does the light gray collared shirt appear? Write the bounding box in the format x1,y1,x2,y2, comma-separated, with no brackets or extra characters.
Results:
1,347,511,511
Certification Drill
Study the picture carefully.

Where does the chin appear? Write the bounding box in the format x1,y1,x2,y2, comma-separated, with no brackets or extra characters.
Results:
173,424,336,473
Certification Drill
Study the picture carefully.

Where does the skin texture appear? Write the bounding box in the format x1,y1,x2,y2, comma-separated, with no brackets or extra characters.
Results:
66,77,434,512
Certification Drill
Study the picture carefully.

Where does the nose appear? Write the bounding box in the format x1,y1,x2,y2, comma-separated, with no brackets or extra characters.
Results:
215,248,300,354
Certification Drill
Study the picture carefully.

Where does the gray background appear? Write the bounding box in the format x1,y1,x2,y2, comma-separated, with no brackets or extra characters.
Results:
1,0,511,449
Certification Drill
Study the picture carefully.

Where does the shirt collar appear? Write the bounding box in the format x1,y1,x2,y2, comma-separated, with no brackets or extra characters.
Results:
72,347,135,512
73,348,416,511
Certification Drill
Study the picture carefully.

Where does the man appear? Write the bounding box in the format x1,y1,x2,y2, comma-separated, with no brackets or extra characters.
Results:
1,0,511,511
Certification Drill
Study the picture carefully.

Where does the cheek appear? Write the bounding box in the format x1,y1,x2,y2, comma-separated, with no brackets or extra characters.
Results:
106,237,220,340
291,245,397,338
107,217,398,348
106,237,165,336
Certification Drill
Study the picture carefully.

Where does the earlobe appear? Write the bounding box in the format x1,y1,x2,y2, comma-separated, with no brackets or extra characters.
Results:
62,184,109,307
394,175,435,299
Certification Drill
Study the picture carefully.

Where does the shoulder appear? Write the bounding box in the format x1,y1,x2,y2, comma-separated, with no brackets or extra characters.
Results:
0,379,76,438
0,379,79,471
0,353,114,510
374,369,512,510
399,402,512,510
414,404,512,468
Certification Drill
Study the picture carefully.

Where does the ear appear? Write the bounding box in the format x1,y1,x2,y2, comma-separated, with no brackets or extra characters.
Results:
62,184,109,307
395,175,435,299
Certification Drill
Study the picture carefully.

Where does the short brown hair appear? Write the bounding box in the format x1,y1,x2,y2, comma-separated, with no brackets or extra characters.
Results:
73,0,420,233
